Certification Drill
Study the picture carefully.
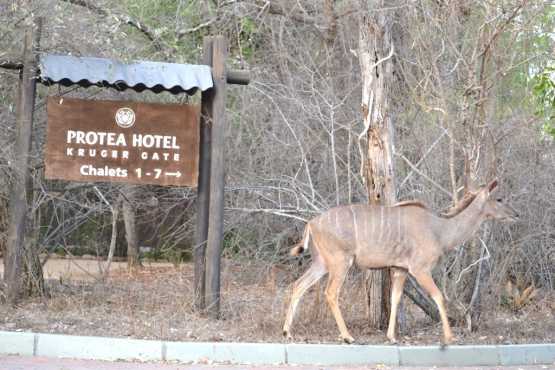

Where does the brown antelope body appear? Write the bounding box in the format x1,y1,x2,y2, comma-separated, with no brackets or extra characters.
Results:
283,180,518,345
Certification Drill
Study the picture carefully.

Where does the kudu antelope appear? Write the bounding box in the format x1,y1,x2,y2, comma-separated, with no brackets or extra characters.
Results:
283,180,518,345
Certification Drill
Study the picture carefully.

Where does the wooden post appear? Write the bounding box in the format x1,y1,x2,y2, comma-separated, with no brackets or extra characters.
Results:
5,18,42,303
194,37,214,310
204,36,227,318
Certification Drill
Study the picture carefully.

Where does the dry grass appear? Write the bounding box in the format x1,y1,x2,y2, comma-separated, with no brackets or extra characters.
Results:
0,259,553,345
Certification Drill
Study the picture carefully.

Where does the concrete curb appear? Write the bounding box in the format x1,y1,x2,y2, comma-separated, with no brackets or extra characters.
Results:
0,331,553,366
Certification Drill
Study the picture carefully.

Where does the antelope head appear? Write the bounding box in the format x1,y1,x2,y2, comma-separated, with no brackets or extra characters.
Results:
481,180,519,222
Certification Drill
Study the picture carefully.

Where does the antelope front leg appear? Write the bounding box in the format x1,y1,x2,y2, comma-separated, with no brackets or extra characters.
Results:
325,260,354,344
412,272,454,345
386,268,407,343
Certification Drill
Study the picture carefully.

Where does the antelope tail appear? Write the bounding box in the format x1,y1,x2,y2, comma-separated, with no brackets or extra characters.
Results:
290,226,310,256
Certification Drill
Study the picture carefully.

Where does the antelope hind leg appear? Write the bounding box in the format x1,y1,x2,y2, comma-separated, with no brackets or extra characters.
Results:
282,261,327,339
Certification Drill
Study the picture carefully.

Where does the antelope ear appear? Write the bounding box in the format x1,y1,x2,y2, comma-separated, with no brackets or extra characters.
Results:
487,179,498,193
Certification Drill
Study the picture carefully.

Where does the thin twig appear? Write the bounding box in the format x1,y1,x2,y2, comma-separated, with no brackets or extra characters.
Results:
226,207,308,222
455,237,491,284
398,129,448,189
396,153,452,197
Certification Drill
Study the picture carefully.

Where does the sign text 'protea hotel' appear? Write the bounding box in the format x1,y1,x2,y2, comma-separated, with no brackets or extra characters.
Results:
45,97,199,186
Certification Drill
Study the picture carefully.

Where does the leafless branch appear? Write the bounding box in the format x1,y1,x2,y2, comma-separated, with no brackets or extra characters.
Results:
59,0,167,53
396,153,452,197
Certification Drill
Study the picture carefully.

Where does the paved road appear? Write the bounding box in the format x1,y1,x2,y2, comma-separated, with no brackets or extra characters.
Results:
0,356,553,370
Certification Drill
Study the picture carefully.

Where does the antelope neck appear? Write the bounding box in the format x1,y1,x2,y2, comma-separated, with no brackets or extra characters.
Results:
437,193,487,250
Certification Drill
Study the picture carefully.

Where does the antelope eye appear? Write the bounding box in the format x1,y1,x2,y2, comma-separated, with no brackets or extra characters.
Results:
496,198,503,202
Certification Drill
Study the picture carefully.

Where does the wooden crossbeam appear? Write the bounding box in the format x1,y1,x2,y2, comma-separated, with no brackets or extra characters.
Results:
0,55,23,70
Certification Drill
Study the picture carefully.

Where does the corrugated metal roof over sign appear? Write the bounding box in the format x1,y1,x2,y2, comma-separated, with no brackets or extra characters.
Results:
39,54,213,95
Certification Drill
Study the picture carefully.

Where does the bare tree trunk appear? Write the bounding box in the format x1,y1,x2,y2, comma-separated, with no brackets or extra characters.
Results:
323,0,337,45
0,198,7,262
22,237,45,297
358,1,396,329
104,195,121,277
468,240,489,331
122,186,140,269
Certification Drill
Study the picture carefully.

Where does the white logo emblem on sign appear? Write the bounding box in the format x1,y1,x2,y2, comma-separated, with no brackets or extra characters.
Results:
115,107,135,128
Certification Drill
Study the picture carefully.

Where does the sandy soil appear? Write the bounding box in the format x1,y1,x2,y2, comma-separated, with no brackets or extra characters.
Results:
0,258,553,346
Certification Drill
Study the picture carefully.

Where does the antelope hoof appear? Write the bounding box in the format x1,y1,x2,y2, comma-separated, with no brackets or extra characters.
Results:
283,330,292,340
340,335,355,344
387,334,398,344
441,334,455,347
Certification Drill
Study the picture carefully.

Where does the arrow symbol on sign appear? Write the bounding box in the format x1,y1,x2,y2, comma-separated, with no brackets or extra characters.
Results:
165,171,182,178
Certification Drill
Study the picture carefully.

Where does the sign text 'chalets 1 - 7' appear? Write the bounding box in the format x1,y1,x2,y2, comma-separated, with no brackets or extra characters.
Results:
45,97,199,186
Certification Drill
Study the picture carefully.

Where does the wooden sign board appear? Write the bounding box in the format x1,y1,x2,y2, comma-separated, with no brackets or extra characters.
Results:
45,97,199,187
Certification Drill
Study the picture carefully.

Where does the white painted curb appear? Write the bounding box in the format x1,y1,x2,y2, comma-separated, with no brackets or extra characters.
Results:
0,331,553,366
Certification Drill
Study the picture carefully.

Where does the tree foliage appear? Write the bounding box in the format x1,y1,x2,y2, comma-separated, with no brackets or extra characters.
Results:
532,66,555,138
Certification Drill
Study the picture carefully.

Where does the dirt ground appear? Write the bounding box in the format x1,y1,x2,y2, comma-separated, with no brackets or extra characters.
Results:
0,257,553,345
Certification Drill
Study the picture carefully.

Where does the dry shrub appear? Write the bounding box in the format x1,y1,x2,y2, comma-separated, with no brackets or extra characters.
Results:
503,278,539,312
